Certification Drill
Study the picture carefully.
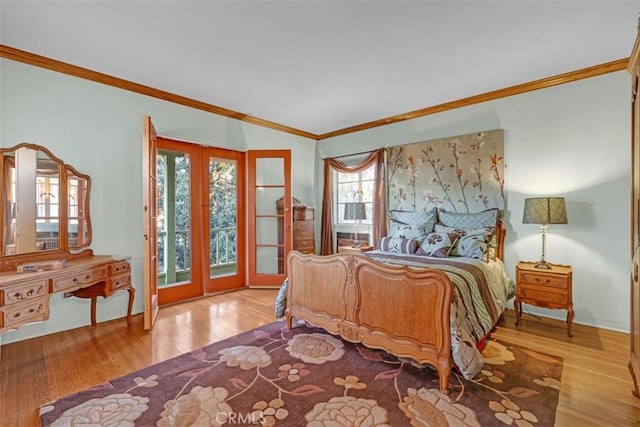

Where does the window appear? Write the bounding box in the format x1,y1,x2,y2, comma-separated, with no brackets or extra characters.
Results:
335,165,375,225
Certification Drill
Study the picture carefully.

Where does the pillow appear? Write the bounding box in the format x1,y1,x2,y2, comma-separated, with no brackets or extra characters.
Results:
377,237,420,254
456,233,489,260
437,208,499,230
434,224,493,259
415,232,458,258
389,219,430,241
389,207,437,227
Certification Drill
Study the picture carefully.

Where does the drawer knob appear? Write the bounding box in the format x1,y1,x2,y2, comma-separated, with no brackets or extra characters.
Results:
534,277,551,284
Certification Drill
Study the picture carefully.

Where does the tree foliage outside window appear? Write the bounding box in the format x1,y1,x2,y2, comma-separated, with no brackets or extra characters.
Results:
156,152,191,273
336,165,375,225
209,159,237,265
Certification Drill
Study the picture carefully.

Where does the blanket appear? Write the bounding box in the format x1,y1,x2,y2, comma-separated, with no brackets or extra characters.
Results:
275,252,514,379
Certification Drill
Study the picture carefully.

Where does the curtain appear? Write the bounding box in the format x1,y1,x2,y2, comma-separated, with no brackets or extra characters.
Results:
320,148,386,255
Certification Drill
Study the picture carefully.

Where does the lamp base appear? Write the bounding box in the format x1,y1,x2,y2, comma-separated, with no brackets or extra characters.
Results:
534,260,552,269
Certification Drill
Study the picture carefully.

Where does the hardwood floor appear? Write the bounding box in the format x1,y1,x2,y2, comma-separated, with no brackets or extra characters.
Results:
1,288,639,426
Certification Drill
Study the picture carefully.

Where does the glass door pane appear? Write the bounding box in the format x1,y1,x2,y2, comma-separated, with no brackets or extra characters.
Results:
208,157,237,279
248,151,291,286
157,149,192,288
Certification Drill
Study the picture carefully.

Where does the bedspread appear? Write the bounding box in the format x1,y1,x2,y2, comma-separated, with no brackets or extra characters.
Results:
364,250,515,379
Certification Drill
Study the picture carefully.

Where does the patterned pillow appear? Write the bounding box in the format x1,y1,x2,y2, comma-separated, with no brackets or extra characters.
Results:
434,224,493,259
377,237,420,254
415,232,458,258
456,233,489,260
437,208,499,230
389,207,437,226
389,219,430,241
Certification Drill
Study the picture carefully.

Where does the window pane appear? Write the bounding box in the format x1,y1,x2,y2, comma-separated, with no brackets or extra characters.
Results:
361,168,375,180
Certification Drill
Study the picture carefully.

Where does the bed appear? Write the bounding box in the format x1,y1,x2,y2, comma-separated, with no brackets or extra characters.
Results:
281,209,514,393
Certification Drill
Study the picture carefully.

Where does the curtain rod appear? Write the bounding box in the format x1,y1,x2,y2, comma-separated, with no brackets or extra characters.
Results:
323,147,385,160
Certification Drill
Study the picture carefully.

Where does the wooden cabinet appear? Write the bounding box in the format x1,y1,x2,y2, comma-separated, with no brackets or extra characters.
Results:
629,20,640,398
514,261,573,337
276,198,316,273
293,206,315,254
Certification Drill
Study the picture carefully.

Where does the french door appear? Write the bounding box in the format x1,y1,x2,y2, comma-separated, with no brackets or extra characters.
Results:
155,138,204,304
155,140,246,305
202,146,245,293
142,116,159,330
144,121,246,311
247,150,291,287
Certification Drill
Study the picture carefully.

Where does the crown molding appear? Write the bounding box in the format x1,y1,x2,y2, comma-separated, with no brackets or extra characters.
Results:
0,45,317,140
1,45,628,141
318,58,629,140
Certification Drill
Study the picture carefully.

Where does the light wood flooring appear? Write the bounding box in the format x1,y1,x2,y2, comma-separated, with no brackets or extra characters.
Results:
1,288,639,426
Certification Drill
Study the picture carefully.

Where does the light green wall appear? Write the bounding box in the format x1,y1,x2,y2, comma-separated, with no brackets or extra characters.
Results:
1,58,631,342
318,71,631,333
0,59,317,344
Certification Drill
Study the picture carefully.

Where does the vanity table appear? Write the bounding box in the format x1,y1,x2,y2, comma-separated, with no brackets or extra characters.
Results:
0,143,134,337
0,254,134,333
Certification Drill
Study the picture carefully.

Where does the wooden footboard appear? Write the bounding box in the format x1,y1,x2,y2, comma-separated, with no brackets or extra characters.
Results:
285,251,453,393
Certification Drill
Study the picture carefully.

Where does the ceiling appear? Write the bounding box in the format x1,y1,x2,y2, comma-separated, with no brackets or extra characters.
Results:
1,1,638,138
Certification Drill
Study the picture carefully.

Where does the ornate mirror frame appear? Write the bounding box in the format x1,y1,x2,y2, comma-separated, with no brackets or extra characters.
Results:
0,143,92,272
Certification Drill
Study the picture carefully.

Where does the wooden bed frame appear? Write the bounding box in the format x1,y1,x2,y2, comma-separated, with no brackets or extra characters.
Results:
285,220,506,393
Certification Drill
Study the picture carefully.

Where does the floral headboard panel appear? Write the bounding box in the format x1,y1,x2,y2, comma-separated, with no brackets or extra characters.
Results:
387,129,505,213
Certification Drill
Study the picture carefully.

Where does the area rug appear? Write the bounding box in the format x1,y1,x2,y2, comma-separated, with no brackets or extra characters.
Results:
40,320,562,426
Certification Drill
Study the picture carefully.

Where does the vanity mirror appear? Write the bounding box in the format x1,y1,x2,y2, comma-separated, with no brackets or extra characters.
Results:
0,144,134,334
1,143,92,266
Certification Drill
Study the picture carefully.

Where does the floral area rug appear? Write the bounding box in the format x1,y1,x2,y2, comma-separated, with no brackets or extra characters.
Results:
40,320,562,426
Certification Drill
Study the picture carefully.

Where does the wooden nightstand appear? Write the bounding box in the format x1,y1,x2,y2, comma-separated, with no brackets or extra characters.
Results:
515,261,574,337
338,245,373,254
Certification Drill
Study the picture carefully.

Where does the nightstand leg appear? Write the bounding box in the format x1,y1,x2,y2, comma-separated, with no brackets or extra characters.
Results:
514,299,521,326
567,305,574,337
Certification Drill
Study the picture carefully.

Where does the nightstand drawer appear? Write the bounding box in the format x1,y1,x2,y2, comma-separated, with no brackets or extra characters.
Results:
518,271,569,289
518,286,569,305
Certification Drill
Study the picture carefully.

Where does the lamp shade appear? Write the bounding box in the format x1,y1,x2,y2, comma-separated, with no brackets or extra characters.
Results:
344,202,367,221
522,197,567,225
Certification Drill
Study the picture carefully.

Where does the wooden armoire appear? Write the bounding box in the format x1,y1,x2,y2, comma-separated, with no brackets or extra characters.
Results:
629,18,640,398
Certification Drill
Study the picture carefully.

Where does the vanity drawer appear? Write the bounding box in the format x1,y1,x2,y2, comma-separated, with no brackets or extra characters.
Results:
51,267,108,292
109,260,131,276
109,274,132,291
0,297,48,328
1,279,49,306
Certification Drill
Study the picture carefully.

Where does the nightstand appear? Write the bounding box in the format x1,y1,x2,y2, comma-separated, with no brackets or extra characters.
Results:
515,261,574,337
338,245,373,254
